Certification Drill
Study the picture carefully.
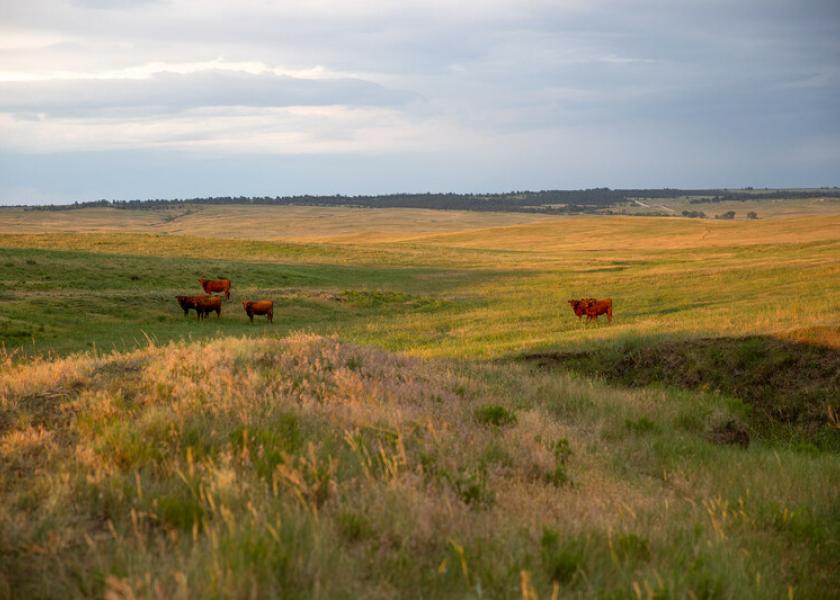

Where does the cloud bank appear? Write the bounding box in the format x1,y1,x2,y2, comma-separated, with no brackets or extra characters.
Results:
0,0,838,203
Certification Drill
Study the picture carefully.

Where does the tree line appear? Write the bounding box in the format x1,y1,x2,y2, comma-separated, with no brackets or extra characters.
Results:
22,187,840,213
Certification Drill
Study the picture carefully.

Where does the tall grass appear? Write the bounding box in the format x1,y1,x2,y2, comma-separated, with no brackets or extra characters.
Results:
2,335,838,598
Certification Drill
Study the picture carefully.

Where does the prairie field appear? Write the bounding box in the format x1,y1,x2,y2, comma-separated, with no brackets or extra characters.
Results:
1,204,839,598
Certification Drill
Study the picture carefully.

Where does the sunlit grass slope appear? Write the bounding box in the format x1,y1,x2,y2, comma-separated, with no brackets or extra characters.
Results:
2,214,839,359
2,335,838,598
0,205,554,243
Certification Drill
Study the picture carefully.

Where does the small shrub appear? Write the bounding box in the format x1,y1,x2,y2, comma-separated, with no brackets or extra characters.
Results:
449,468,494,508
615,533,651,563
547,438,573,486
339,289,412,307
480,441,514,469
474,405,517,427
540,529,584,584
155,493,205,531
553,438,572,463
336,510,373,543
229,413,304,478
625,417,661,435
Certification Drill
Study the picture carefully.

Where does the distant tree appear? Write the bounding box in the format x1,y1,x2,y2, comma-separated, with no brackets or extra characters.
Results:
716,211,736,220
681,210,706,218
746,211,758,219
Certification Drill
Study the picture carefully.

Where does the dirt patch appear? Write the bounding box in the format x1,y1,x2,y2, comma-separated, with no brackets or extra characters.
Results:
706,420,750,449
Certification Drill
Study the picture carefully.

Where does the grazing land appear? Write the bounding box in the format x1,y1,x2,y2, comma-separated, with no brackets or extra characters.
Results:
1,203,839,598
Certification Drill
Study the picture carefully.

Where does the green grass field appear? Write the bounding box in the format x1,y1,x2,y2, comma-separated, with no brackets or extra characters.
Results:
1,206,839,598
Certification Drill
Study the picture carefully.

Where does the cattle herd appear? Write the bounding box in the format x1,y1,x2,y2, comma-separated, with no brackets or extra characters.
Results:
175,278,274,322
567,297,613,322
178,277,610,326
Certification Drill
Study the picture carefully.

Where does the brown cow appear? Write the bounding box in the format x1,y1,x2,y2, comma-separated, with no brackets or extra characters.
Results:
242,300,273,323
196,295,222,320
567,298,595,319
568,298,613,322
176,295,211,317
584,298,613,322
198,277,231,300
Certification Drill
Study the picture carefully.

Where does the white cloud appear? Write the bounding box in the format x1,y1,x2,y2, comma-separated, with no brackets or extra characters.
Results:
0,59,360,82
0,69,414,116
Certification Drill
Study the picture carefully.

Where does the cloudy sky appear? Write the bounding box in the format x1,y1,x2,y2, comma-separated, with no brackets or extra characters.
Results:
1,0,838,204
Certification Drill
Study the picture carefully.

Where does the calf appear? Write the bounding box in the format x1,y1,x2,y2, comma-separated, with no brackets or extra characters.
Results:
196,295,223,320
242,300,273,323
198,277,232,300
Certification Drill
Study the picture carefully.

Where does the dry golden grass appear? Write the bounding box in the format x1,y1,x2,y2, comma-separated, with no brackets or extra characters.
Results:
405,214,840,254
0,205,555,243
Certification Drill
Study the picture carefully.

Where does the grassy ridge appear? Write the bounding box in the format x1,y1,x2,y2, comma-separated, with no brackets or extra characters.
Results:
2,335,838,598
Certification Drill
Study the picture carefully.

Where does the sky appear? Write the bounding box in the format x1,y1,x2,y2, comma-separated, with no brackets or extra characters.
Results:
0,0,838,204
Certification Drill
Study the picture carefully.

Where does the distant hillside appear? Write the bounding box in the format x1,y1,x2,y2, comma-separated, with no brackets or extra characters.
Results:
23,187,840,214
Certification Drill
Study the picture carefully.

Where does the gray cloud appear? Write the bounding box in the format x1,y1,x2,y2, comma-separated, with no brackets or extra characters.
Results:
0,70,415,116
0,0,838,202
69,0,162,8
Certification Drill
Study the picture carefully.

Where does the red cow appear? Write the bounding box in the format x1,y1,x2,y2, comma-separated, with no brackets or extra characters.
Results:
567,298,595,319
196,296,222,320
198,277,231,300
584,298,613,322
568,298,613,323
242,300,273,323
175,295,210,317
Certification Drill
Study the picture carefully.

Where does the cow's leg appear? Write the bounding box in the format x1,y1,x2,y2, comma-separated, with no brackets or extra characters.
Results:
269,311,273,323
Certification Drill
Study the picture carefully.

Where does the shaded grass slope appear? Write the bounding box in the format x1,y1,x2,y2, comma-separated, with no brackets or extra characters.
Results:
2,335,839,598
521,328,840,451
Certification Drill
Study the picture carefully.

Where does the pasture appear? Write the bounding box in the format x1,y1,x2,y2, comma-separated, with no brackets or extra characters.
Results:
1,205,839,598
